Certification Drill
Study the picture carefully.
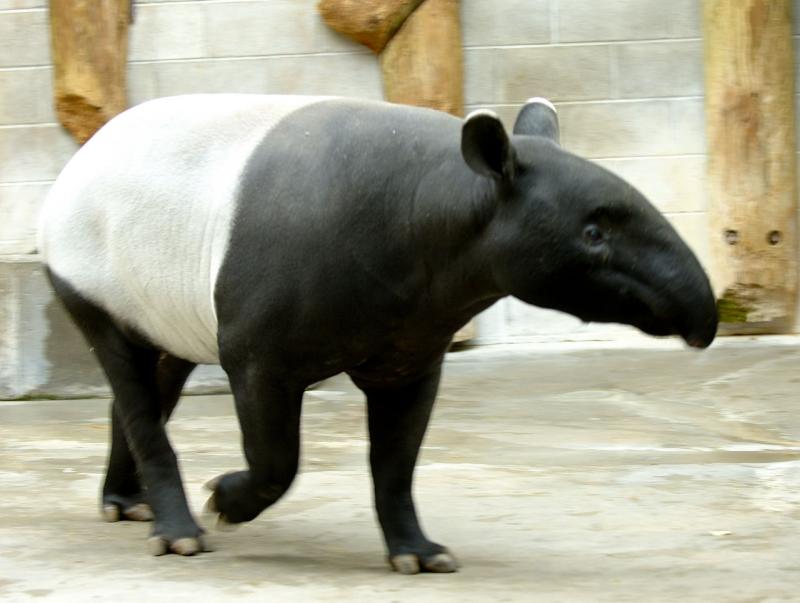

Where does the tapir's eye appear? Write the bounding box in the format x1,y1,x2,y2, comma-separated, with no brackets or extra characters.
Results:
583,224,605,246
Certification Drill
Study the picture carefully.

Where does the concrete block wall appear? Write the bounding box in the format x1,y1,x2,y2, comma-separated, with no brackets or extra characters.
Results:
0,0,791,396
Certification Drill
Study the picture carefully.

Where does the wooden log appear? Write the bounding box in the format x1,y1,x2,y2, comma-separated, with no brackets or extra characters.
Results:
49,0,130,145
317,0,424,53
379,0,463,116
703,0,798,330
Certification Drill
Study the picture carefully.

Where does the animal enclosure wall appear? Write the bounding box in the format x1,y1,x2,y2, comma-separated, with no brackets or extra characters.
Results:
1,0,799,396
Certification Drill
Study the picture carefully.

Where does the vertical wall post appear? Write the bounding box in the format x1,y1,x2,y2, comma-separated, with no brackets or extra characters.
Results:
49,0,130,145
704,0,798,331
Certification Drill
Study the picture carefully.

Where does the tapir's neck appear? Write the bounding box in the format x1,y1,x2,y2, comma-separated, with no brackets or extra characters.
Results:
395,152,507,325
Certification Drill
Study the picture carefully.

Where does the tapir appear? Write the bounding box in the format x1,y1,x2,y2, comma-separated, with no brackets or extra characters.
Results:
38,94,718,573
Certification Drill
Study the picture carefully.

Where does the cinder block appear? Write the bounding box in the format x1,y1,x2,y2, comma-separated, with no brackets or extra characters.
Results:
205,0,358,58
0,256,104,399
465,45,612,104
148,59,271,97
0,256,229,399
127,61,158,107
463,51,497,106
128,2,207,62
557,0,701,43
595,156,707,214
255,54,382,98
0,125,77,183
558,100,675,158
616,41,703,99
0,8,50,67
669,98,706,155
0,67,55,125
0,1,45,9
461,0,550,47
665,211,712,271
150,54,382,99
0,182,50,254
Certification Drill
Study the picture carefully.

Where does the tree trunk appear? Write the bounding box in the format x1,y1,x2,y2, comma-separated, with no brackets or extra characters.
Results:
703,0,798,330
49,0,130,144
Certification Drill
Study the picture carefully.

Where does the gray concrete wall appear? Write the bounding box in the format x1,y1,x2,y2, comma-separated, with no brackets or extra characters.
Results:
1,0,798,397
1,0,710,260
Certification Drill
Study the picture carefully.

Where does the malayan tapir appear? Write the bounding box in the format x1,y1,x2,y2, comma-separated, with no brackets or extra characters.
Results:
38,94,718,574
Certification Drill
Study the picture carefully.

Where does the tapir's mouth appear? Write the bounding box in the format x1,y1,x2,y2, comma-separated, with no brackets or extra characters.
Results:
575,268,716,349
625,277,717,349
538,268,718,349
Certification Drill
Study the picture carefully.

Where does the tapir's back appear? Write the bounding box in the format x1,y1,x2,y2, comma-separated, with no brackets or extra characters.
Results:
39,94,332,363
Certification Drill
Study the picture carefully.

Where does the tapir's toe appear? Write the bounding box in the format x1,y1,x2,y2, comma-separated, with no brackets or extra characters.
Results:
390,550,459,574
101,497,154,522
422,552,460,572
390,554,420,574
147,535,213,557
203,480,243,532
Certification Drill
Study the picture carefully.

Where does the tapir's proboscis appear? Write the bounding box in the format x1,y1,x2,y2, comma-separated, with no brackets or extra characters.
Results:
39,94,718,573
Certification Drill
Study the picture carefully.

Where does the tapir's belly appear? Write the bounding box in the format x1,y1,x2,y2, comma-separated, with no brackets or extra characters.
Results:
39,94,328,364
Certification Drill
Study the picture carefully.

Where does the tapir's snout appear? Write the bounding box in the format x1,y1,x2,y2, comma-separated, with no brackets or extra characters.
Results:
677,270,718,349
680,286,718,349
635,240,719,349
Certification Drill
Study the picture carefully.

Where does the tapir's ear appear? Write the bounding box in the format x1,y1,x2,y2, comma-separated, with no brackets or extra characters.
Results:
461,110,515,181
513,97,560,144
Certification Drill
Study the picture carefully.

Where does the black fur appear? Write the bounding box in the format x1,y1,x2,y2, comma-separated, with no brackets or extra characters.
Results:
47,270,202,542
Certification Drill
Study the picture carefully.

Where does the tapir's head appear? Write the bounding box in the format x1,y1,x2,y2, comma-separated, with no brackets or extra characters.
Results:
461,98,717,348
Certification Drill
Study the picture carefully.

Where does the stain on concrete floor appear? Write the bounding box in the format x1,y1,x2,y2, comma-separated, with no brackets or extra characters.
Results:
1,337,799,602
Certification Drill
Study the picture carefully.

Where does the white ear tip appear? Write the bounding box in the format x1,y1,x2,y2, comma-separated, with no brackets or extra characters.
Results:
525,97,557,114
465,109,500,121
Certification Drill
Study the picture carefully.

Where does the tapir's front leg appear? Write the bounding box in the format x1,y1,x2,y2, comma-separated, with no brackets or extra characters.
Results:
205,364,303,524
357,367,459,574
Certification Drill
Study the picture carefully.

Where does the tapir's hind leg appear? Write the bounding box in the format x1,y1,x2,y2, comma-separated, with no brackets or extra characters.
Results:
48,271,207,556
102,354,196,523
356,366,459,575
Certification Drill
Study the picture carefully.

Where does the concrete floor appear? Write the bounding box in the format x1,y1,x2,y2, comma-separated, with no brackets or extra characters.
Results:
1,337,799,602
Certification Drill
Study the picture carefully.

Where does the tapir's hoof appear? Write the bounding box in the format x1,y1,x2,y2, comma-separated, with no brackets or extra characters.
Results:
203,496,240,532
203,475,224,492
102,501,154,522
203,479,242,532
390,551,459,574
147,535,213,557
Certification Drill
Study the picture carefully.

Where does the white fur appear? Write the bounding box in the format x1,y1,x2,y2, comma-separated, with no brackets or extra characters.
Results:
465,109,500,122
39,94,330,364
525,97,557,114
